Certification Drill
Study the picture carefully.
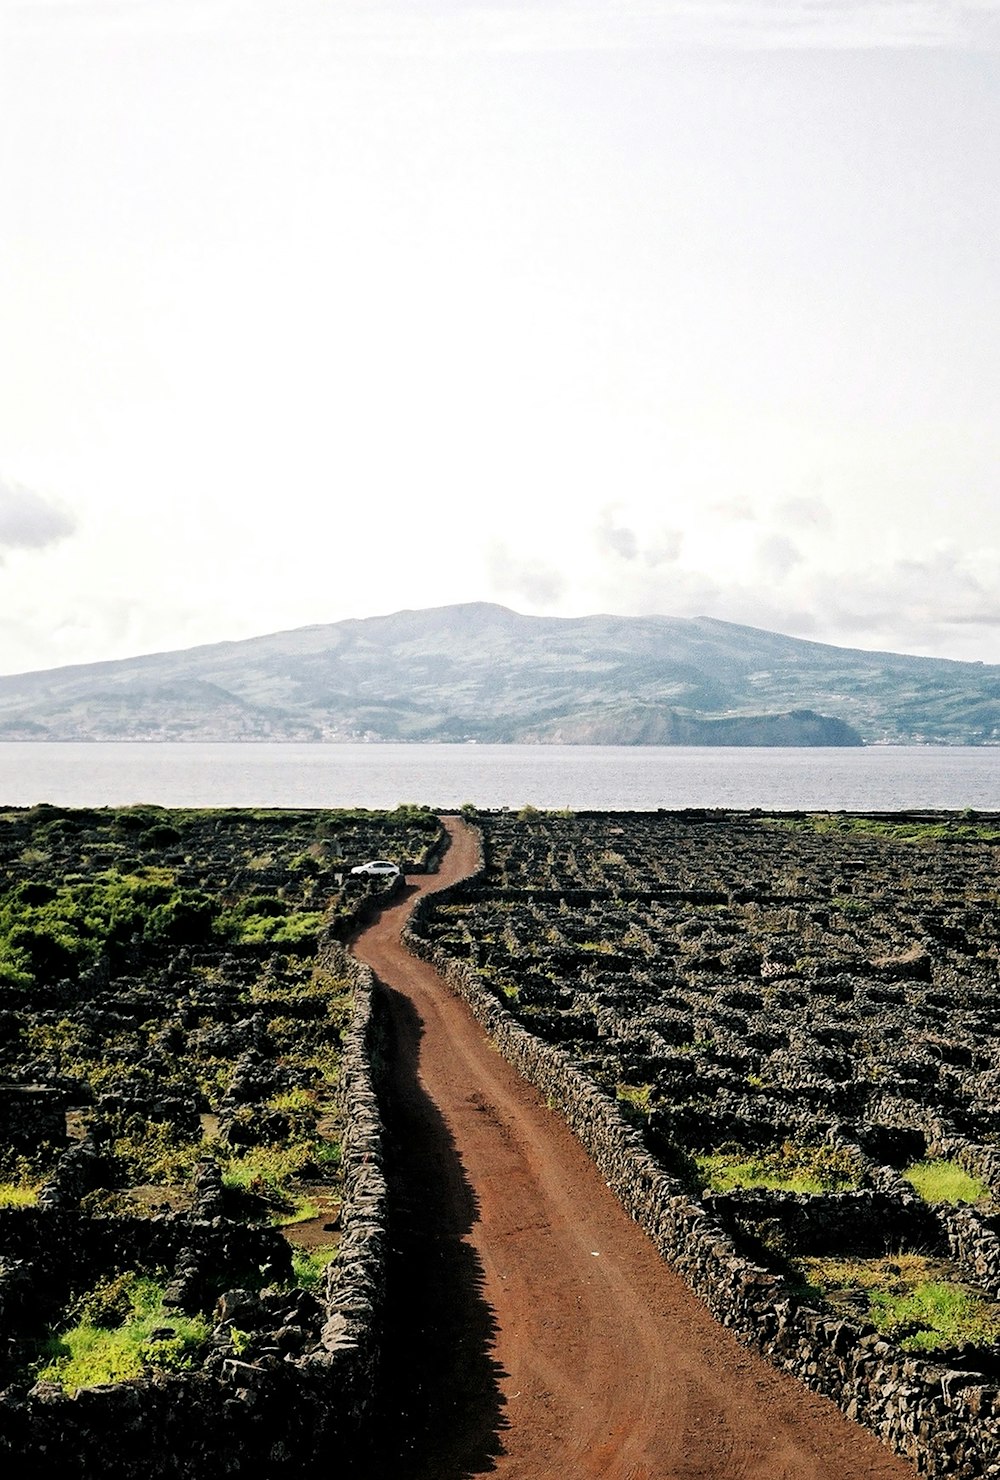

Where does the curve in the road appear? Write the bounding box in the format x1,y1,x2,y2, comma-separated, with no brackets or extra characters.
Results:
351,816,915,1480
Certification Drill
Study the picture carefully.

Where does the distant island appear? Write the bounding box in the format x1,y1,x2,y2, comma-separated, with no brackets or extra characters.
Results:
0,602,996,746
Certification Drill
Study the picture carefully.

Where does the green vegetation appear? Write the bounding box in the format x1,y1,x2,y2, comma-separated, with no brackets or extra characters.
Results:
219,1137,337,1224
217,902,326,946
796,1254,1000,1354
831,895,872,917
276,1196,321,1227
696,1142,862,1195
0,1149,50,1207
0,806,445,995
100,1113,203,1189
227,1326,253,1356
903,1158,991,1206
0,868,217,989
0,1180,38,1207
35,1273,209,1391
0,802,448,1416
616,1083,654,1111
290,1245,338,1291
764,813,1000,844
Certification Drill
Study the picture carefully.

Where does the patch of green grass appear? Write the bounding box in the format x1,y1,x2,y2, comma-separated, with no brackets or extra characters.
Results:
35,1273,209,1391
696,1141,861,1195
831,895,871,916
221,1141,315,1196
228,1326,254,1356
221,909,326,946
313,1140,341,1173
266,1086,321,1139
219,1135,339,1221
797,1253,1000,1354
673,1037,714,1055
902,1158,991,1206
290,1245,338,1291
274,1197,321,1228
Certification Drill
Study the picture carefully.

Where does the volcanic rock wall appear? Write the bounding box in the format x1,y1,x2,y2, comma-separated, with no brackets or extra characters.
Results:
405,884,1000,1479
0,943,388,1479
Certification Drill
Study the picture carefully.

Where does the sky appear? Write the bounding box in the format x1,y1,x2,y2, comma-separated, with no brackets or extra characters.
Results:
2,0,999,675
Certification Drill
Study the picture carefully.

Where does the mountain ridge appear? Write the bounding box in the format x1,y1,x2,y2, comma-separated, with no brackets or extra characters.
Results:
0,603,996,745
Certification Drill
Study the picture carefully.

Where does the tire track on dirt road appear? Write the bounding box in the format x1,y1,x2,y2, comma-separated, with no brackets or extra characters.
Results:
352,816,914,1480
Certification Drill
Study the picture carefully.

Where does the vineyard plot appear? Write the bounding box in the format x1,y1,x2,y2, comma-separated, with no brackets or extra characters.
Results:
0,803,442,1403
415,809,1000,1373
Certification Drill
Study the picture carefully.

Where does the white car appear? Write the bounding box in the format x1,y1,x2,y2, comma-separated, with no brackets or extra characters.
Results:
349,859,401,879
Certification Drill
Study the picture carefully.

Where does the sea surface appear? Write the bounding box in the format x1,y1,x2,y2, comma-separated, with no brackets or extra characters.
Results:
0,742,996,812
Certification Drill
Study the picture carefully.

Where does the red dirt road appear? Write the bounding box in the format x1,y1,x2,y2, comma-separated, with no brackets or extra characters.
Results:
352,818,914,1480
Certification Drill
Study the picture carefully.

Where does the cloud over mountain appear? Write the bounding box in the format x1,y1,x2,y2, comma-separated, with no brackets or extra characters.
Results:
0,478,75,555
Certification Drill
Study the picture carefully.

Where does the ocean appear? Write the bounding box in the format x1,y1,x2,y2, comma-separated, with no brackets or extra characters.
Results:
0,742,995,812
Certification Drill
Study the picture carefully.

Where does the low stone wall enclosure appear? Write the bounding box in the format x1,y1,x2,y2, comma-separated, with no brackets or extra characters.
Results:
404,875,1000,1480
0,941,388,1478
6,806,1000,1477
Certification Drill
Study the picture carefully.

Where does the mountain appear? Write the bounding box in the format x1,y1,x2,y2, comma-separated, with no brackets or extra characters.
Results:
0,603,996,745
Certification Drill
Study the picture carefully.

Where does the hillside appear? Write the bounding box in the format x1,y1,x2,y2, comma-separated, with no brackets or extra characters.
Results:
0,603,996,744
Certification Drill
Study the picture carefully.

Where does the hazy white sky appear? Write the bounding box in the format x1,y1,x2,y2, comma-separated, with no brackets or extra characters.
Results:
2,0,999,674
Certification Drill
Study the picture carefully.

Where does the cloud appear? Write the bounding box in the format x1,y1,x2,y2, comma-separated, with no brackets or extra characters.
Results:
737,544,1000,658
595,508,685,569
486,540,566,607
776,496,833,532
0,478,75,554
561,515,1000,660
644,528,684,567
756,534,804,581
596,506,639,562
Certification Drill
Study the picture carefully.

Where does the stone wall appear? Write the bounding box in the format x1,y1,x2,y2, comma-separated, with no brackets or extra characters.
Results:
328,874,403,941
946,1208,1000,1305
0,942,389,1479
701,1187,943,1261
405,881,1000,1479
0,1085,67,1153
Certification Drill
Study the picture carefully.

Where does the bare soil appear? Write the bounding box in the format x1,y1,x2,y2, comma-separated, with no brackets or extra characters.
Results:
352,817,914,1480
279,1187,342,1252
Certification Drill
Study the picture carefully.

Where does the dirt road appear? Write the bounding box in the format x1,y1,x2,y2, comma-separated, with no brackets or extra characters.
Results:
351,817,914,1480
